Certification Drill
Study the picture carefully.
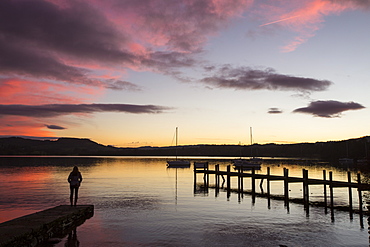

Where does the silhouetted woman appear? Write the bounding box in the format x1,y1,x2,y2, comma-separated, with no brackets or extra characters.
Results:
68,166,83,206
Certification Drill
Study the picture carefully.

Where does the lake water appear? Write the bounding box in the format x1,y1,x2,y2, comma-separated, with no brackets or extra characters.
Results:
0,156,369,246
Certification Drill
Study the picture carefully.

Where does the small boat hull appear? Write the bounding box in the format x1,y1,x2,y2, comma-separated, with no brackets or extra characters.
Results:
167,160,190,168
233,159,262,169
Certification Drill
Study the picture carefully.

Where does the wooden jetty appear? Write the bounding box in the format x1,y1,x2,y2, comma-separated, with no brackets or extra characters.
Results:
0,205,94,247
194,164,370,216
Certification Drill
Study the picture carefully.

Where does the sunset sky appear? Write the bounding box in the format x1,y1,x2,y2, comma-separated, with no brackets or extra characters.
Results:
0,0,369,147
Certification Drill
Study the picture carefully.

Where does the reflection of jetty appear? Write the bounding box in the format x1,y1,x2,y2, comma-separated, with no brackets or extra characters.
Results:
194,164,370,223
0,205,94,247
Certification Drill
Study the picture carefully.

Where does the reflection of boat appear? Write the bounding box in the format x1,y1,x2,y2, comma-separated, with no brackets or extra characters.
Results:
167,127,190,168
339,158,354,165
233,127,262,169
357,158,370,165
194,162,208,169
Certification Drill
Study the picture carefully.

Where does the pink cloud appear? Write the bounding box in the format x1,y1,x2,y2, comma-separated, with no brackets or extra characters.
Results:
0,78,103,105
258,0,365,52
0,116,55,137
91,0,253,52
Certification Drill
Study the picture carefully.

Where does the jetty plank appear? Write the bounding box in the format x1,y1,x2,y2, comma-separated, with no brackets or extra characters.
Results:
0,205,94,247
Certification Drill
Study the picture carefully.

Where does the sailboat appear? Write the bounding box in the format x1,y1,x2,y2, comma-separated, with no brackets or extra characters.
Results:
167,127,190,168
233,127,262,169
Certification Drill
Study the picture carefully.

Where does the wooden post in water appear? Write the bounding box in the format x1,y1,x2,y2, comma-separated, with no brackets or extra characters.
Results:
252,168,256,195
227,165,231,198
283,168,289,206
302,169,307,206
237,167,243,199
357,173,364,228
267,167,271,209
240,168,244,193
329,171,335,221
329,171,334,210
215,164,219,185
306,169,310,208
323,170,327,214
304,169,309,216
357,173,363,215
251,168,256,204
347,171,353,218
215,164,219,197
237,168,241,193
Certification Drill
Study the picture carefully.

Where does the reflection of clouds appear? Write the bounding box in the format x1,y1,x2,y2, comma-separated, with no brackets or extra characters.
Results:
203,221,336,246
96,196,160,210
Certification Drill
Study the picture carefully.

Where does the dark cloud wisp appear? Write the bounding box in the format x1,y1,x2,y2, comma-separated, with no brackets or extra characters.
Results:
200,66,332,92
0,104,172,118
293,100,365,118
268,108,283,114
45,124,66,130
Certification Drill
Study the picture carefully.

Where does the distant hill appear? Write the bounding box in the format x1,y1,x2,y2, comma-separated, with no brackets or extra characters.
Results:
0,136,369,162
0,137,117,155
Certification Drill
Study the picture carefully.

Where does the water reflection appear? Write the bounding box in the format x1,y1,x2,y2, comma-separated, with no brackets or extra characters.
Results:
1,156,369,246
65,227,79,247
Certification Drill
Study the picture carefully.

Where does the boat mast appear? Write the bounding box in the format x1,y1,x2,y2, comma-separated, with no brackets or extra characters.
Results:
250,127,253,145
175,127,178,160
250,127,253,158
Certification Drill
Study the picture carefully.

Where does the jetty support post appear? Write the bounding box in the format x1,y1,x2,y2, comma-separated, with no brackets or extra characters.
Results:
304,169,309,216
303,169,307,207
357,173,363,215
303,169,309,210
283,168,289,207
237,168,241,193
323,170,327,214
237,168,244,201
329,171,334,221
267,167,271,209
347,171,353,219
252,168,256,204
215,164,220,196
193,165,197,194
227,165,231,199
240,168,244,193
357,173,364,228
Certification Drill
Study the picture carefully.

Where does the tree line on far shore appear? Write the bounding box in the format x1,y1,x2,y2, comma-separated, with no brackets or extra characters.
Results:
0,136,369,163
